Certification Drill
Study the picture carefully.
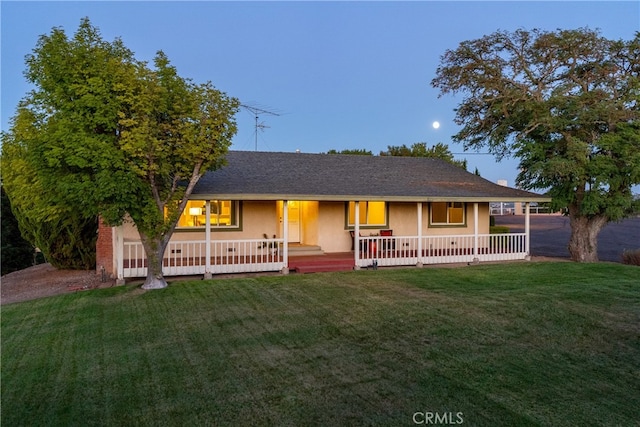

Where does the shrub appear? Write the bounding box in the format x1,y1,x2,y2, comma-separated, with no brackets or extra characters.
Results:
490,225,510,234
622,249,640,266
1,186,35,275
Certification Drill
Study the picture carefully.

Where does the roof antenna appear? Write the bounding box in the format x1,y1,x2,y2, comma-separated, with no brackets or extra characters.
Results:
241,104,281,151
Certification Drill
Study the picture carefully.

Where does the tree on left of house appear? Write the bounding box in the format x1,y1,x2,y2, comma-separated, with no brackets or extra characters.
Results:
0,18,240,289
0,186,42,275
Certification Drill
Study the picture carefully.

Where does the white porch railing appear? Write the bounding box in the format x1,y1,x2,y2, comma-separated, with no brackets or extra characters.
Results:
356,233,527,268
121,234,527,278
121,238,285,278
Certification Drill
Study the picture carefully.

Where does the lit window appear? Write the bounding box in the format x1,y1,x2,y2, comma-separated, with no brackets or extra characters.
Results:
430,202,465,226
347,201,387,227
210,200,235,227
176,200,238,228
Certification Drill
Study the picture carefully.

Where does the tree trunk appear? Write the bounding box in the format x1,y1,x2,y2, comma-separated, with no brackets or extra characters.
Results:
567,214,608,262
140,235,169,289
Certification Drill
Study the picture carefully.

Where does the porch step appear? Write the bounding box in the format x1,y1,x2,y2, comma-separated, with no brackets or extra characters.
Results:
289,256,355,274
288,245,325,257
295,264,354,274
292,259,355,274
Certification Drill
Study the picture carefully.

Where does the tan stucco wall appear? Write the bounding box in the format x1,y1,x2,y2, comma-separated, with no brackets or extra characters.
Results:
317,202,351,252
118,201,491,253
301,201,319,245
217,201,278,240
389,203,420,235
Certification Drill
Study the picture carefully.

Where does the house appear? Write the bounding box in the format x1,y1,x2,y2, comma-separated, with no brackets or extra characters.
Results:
96,151,550,281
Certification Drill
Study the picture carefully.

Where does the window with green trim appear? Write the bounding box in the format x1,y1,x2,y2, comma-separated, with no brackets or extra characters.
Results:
176,200,239,229
430,202,465,225
347,201,387,227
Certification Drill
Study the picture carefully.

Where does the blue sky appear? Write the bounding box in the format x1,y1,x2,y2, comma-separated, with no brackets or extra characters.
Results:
2,1,638,187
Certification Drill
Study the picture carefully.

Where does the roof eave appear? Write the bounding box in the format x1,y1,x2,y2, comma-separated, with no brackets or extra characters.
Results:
190,193,552,203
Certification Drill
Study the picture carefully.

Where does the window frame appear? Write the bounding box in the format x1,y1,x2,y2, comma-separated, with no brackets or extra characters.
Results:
428,202,467,227
345,201,389,229
175,200,242,231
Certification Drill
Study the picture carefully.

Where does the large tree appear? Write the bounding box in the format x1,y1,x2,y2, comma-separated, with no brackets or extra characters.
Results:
1,18,239,288
432,28,640,262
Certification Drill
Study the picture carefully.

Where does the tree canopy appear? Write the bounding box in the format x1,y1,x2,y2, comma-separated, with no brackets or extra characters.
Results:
325,143,468,170
1,84,98,270
380,142,468,170
1,18,240,287
325,148,373,155
432,28,640,261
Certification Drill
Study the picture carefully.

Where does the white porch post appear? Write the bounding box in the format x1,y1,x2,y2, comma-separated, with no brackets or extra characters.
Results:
525,202,531,260
354,201,360,270
282,200,289,274
116,225,125,285
416,202,423,267
473,202,479,263
204,201,212,279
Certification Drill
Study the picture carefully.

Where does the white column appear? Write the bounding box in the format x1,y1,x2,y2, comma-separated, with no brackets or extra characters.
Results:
354,201,360,269
282,200,289,274
525,202,531,260
116,225,125,285
204,201,212,279
473,202,479,263
417,202,423,267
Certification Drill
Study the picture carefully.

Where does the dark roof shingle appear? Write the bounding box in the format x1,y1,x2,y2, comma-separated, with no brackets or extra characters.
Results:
193,151,549,202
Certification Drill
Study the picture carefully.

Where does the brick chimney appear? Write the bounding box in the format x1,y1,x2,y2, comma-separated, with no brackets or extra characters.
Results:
96,217,115,278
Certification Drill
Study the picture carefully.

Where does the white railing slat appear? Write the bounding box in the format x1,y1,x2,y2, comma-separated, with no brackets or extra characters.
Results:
123,233,527,278
355,233,527,268
123,238,285,278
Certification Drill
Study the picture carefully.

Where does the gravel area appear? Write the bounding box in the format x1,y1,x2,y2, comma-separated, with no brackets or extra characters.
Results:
1,263,115,305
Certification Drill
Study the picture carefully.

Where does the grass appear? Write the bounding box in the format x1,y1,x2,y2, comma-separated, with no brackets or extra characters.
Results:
489,225,510,234
2,262,639,426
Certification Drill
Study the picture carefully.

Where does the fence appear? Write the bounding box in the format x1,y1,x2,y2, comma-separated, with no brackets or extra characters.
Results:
121,233,528,278
121,238,285,278
356,233,527,267
490,203,554,216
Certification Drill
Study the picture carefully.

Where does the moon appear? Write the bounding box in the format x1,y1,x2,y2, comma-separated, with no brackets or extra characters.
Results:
432,121,440,129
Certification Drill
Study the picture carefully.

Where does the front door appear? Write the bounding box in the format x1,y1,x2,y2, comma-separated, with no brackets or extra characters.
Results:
288,201,301,243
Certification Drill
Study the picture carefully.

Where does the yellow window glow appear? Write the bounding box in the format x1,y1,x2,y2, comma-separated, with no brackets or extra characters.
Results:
449,202,464,224
348,202,368,225
431,202,448,223
348,201,386,226
178,200,206,227
175,200,237,228
368,201,386,225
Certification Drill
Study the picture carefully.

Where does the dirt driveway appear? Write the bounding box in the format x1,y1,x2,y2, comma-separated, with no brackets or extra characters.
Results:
495,214,640,262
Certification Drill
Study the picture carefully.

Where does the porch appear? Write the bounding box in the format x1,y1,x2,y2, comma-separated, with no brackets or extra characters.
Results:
117,232,529,279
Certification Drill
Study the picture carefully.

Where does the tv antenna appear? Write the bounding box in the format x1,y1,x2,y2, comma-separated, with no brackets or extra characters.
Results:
241,104,281,151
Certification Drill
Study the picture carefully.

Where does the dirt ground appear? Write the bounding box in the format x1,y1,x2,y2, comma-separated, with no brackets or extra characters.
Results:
2,215,637,305
1,263,117,305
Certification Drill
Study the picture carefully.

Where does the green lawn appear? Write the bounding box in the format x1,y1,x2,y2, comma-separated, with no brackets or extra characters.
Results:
2,263,639,426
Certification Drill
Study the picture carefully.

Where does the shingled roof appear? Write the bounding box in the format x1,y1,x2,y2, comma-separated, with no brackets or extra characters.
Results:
192,151,549,202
